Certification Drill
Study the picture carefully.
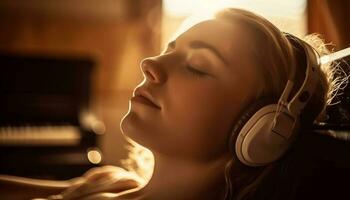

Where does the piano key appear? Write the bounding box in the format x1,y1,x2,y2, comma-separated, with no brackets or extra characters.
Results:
0,125,81,146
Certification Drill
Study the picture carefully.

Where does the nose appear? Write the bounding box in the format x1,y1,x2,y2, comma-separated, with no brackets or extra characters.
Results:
140,58,166,84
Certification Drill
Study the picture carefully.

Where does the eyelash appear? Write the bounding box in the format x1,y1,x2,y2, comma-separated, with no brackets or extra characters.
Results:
185,64,207,76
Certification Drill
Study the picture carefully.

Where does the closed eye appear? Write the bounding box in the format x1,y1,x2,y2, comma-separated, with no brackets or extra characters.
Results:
186,64,208,76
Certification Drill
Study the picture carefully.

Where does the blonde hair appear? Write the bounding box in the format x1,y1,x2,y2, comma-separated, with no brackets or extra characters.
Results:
120,138,153,186
121,7,349,200
215,8,349,200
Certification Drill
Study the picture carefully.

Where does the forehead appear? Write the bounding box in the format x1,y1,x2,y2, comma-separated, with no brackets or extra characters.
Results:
174,19,251,64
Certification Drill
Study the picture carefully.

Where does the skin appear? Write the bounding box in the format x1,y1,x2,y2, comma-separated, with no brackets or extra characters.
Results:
117,18,263,200
0,17,263,200
121,19,261,162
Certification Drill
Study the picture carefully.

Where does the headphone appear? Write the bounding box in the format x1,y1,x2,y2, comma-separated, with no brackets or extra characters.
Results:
233,34,321,167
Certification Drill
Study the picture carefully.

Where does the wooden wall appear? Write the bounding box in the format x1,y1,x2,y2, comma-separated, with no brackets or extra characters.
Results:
307,0,350,124
0,0,162,165
307,0,350,50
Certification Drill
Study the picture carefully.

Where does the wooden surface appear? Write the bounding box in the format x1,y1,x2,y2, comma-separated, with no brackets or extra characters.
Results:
0,0,162,166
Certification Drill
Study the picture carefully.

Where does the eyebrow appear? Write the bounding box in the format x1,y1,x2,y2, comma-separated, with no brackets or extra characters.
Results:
190,40,228,65
167,40,228,65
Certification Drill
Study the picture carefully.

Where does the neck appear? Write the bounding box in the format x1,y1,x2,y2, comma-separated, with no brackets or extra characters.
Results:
123,152,230,200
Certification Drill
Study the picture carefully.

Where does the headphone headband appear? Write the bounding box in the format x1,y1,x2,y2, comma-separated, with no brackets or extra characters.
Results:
278,33,320,116
287,41,320,116
271,35,320,138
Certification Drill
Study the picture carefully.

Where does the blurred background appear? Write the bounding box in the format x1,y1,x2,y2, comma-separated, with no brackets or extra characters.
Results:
0,0,349,179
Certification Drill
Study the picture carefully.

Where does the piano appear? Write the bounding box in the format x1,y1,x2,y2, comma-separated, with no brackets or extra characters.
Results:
0,53,103,179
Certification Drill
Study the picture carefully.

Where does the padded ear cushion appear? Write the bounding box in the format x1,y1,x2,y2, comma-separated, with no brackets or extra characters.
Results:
228,98,275,158
233,99,297,167
238,104,293,166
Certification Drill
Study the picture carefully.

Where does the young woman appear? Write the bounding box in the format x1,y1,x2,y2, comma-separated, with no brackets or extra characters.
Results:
0,8,347,200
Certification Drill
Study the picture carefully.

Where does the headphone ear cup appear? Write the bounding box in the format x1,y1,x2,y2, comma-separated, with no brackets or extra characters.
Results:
235,101,297,167
229,98,274,159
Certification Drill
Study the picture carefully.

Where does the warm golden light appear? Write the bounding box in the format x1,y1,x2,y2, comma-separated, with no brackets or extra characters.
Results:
163,0,307,18
320,47,350,64
162,0,307,46
87,148,103,164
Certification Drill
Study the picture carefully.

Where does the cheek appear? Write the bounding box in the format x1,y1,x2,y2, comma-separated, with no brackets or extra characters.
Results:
162,79,236,160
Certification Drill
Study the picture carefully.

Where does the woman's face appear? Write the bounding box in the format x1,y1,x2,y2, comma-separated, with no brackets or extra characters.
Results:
120,18,261,162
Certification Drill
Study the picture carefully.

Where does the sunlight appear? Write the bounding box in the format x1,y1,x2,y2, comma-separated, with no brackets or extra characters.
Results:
162,0,307,46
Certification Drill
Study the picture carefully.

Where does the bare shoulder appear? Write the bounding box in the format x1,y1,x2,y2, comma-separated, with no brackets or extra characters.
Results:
0,174,71,199
76,187,143,200
56,165,141,200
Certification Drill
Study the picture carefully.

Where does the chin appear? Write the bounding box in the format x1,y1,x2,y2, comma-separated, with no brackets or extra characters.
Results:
120,110,149,146
120,110,135,137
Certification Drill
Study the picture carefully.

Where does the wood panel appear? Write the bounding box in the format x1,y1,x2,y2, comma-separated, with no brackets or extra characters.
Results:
0,0,162,165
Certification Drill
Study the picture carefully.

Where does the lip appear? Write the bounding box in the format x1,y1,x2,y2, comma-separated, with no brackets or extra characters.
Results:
131,88,161,109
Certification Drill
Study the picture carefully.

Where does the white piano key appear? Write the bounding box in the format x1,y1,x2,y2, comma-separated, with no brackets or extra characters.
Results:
0,125,81,146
